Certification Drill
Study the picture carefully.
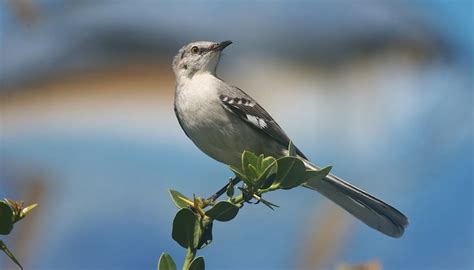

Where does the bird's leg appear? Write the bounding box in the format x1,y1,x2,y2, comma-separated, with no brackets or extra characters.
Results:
207,177,241,202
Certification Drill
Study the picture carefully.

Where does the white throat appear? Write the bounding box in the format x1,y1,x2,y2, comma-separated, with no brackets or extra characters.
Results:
175,71,222,104
176,70,218,91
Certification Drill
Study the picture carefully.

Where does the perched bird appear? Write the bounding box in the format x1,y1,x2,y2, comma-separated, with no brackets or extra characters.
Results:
172,40,408,238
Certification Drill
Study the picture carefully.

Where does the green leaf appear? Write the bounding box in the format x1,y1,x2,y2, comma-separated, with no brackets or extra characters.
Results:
196,218,213,249
169,190,192,209
189,256,205,270
205,201,239,222
19,203,37,221
254,160,277,189
241,151,259,177
0,240,22,269
229,165,252,187
287,141,296,157
157,253,177,270
0,202,14,235
256,154,264,171
260,173,276,190
305,166,332,182
226,180,235,198
172,208,198,249
259,198,280,210
261,156,277,173
247,164,260,180
229,165,247,182
273,157,307,189
171,209,212,250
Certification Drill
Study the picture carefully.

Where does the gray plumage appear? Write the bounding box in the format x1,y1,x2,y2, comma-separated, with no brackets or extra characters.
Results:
173,40,408,238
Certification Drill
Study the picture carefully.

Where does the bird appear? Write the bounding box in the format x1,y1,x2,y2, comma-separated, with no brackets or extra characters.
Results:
172,40,408,238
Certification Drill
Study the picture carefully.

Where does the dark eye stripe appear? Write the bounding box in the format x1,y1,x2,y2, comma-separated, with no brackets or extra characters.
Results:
199,46,214,54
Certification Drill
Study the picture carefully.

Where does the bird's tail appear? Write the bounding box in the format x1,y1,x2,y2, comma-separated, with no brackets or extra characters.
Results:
303,162,409,238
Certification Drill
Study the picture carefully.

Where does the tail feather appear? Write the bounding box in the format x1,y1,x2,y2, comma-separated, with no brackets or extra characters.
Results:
304,163,409,238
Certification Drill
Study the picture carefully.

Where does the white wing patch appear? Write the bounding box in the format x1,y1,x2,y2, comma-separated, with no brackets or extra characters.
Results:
218,91,308,159
246,115,268,128
219,93,274,134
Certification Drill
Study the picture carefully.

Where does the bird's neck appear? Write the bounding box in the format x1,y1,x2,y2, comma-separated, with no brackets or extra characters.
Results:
176,70,218,89
176,72,221,100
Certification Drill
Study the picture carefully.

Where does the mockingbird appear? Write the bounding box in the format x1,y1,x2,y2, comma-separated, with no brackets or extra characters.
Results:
172,40,408,238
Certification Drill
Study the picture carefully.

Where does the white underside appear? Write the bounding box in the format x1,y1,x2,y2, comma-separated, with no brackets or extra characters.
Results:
175,72,284,167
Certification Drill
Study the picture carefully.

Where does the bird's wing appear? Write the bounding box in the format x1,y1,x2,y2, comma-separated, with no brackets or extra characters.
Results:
219,86,307,159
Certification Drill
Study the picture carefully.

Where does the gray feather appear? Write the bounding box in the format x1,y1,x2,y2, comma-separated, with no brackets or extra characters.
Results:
219,85,308,159
304,162,409,238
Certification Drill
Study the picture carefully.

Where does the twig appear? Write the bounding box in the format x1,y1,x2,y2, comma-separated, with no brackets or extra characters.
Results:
0,240,23,270
182,246,196,270
207,177,241,201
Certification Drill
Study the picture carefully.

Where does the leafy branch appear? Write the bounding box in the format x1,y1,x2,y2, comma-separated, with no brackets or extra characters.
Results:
158,142,331,270
0,198,37,269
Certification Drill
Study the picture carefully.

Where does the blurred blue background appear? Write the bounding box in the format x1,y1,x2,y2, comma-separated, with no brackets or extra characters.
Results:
0,0,472,269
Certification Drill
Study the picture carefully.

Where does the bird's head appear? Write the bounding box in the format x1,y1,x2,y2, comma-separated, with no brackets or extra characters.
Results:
172,40,232,79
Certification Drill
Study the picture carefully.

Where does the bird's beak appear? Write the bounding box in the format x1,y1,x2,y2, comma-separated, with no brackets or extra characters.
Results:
212,40,232,51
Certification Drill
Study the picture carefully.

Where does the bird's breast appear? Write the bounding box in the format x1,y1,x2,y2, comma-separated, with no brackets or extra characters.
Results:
175,75,226,130
174,73,283,167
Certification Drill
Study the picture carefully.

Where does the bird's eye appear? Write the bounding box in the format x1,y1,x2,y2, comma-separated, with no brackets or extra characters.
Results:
191,46,200,54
